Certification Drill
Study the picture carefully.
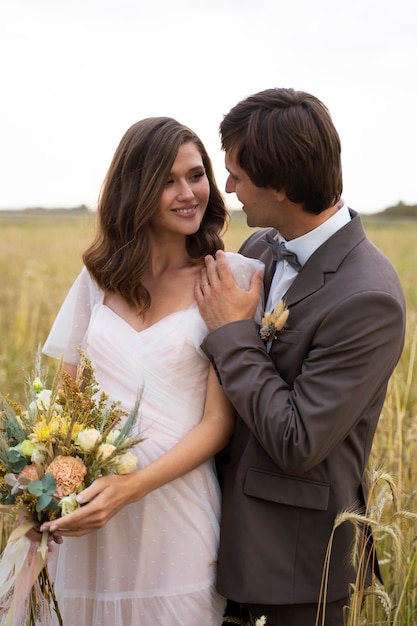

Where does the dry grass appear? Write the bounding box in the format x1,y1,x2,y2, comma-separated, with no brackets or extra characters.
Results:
1,210,417,623
0,211,95,395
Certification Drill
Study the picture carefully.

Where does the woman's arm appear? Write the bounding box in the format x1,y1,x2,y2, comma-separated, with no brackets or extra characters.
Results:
63,361,78,379
40,366,234,536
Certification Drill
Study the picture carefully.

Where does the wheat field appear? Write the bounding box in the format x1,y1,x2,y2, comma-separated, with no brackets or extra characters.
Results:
1,210,416,624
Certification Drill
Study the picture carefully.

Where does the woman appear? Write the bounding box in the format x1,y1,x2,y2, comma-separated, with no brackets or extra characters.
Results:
42,117,263,625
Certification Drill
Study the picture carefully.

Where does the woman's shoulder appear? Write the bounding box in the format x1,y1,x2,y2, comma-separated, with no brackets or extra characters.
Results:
225,252,264,291
76,266,104,301
225,250,264,268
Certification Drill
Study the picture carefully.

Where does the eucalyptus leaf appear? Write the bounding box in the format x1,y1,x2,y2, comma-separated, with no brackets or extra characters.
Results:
42,473,57,492
28,479,45,497
7,449,27,473
28,473,56,498
8,448,25,463
36,493,53,512
46,498,61,511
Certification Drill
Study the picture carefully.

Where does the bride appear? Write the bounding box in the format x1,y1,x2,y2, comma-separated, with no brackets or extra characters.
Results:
41,117,263,625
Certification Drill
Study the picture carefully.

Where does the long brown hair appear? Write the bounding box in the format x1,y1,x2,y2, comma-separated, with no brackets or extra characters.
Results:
220,88,342,215
83,117,227,313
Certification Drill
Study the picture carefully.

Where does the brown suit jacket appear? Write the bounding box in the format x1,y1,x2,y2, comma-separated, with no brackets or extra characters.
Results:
201,210,406,605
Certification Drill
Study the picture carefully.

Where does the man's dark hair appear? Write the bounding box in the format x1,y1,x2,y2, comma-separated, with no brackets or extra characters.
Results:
220,88,343,214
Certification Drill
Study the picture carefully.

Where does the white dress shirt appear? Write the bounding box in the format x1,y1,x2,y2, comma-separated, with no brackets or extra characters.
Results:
266,202,351,312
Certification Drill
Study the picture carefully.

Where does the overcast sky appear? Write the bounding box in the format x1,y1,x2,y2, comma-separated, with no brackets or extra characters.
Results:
1,0,416,213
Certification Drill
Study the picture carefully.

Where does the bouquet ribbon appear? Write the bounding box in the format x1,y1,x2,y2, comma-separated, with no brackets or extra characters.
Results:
0,505,49,626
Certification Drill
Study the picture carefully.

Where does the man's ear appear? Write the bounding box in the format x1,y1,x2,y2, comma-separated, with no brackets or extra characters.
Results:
274,188,287,203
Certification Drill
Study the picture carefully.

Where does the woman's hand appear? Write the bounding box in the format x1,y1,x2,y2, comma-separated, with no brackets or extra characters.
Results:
40,365,234,540
25,526,63,548
40,473,139,537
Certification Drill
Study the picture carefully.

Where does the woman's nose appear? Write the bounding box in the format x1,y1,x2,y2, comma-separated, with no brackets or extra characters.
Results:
177,181,194,200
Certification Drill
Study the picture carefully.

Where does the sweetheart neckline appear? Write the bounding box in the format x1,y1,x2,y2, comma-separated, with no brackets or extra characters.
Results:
101,301,197,334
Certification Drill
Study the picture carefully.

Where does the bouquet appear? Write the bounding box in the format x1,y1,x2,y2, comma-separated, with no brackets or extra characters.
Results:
0,352,144,625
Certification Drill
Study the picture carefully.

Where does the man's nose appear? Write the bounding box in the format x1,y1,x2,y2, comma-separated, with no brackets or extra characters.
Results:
225,174,235,194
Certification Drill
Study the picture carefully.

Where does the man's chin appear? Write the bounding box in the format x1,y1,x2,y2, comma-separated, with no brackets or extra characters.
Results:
242,208,251,225
245,214,257,228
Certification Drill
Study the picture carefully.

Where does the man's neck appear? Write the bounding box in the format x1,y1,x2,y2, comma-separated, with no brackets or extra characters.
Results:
280,200,343,241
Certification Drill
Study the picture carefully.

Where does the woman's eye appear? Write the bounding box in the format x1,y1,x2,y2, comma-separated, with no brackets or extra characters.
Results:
191,172,205,181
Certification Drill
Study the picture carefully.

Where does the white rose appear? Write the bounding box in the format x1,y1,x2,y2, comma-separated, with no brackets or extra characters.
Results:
59,493,80,516
97,443,116,460
31,444,48,464
115,452,138,475
76,428,101,452
106,429,121,445
36,389,53,411
33,389,62,414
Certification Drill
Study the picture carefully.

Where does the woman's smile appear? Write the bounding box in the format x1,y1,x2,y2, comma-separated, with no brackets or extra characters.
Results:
171,206,198,215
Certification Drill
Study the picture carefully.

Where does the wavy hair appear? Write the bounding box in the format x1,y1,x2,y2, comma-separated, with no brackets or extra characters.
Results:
220,88,342,215
83,117,227,312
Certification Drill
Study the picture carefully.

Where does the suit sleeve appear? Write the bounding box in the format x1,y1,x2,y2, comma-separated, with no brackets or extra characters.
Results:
201,289,405,475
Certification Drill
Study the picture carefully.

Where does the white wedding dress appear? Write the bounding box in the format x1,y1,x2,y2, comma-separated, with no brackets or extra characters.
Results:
43,253,263,626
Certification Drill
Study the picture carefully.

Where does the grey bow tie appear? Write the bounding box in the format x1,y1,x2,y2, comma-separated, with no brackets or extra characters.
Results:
265,234,302,272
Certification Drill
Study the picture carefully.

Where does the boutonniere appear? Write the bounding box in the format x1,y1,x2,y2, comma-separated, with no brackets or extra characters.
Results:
259,300,289,342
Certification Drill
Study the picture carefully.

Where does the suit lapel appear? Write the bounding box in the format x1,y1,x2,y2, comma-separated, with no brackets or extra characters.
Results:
239,210,366,309
285,211,366,306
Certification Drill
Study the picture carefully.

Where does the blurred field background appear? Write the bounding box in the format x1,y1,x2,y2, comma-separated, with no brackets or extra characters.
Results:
1,209,417,623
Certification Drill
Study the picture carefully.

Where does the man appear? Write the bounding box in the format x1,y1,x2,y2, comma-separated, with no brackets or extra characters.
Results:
195,88,406,625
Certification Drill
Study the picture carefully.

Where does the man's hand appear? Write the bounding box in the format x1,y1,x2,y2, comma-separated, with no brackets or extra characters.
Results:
195,250,263,330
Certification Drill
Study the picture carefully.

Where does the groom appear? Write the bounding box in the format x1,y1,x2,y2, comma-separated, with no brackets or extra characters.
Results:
195,88,406,625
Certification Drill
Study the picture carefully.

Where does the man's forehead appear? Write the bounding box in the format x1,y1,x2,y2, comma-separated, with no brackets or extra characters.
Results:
224,150,238,172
